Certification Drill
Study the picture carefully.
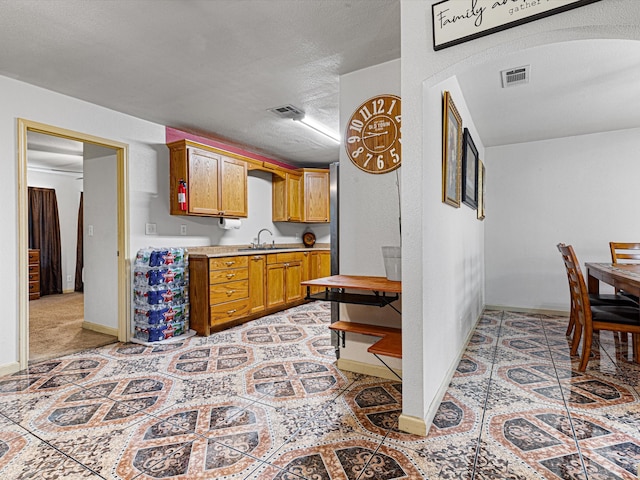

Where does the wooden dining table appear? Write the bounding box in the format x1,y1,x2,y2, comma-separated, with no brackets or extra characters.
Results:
585,262,640,300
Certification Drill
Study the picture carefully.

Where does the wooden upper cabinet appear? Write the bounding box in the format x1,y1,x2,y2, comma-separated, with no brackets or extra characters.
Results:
188,148,220,215
272,171,302,222
272,168,329,223
302,169,329,222
220,155,248,217
168,139,247,218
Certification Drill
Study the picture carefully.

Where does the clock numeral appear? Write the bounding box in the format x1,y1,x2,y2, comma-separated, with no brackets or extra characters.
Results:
359,105,372,121
350,119,364,133
377,155,385,170
395,114,401,123
372,98,385,115
390,148,399,164
352,147,364,158
386,99,397,115
363,153,373,168
347,136,361,144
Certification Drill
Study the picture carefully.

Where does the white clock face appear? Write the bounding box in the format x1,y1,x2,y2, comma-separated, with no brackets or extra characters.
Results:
345,94,401,174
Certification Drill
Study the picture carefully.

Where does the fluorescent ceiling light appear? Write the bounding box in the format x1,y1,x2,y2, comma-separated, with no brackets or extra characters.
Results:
295,117,340,144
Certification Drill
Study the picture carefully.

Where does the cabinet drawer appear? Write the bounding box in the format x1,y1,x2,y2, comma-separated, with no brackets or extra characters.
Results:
210,298,250,325
28,251,40,263
210,280,248,303
210,256,248,270
267,252,303,264
29,281,40,293
209,267,248,284
28,271,40,283
28,263,39,274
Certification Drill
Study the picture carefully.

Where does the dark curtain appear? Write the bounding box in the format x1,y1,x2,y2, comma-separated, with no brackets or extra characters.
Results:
74,192,84,292
28,187,63,296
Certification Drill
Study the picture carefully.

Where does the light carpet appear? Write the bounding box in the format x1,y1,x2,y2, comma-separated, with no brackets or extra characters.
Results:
29,292,117,363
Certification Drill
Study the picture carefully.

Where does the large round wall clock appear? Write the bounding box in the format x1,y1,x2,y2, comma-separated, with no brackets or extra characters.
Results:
345,94,401,174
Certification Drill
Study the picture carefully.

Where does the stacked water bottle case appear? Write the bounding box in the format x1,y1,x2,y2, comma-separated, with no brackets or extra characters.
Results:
133,247,190,343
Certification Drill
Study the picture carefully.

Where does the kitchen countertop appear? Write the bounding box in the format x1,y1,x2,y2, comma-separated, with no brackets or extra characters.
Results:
187,243,330,258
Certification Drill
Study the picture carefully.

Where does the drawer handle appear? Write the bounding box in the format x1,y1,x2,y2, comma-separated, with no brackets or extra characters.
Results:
225,261,235,266
226,273,236,279
226,309,237,315
226,290,235,296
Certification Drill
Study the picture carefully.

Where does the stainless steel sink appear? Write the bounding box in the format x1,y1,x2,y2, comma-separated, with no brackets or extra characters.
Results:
237,246,301,252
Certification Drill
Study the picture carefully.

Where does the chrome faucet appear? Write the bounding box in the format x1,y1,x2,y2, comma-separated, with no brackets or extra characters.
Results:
256,228,273,248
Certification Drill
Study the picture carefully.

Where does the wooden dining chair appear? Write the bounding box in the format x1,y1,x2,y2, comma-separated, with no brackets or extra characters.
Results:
557,244,640,371
558,243,637,337
609,242,640,303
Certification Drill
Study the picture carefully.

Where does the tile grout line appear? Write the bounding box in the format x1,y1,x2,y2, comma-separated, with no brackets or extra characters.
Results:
470,309,506,479
0,410,108,479
538,316,590,478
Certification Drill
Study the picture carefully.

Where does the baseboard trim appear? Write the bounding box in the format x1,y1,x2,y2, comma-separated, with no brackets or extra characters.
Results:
398,413,428,436
419,311,486,436
336,358,402,381
0,361,21,376
485,305,569,317
82,321,118,337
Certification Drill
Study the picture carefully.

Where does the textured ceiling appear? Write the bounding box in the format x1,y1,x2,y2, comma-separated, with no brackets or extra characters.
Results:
1,0,400,168
457,39,640,147
5,2,640,172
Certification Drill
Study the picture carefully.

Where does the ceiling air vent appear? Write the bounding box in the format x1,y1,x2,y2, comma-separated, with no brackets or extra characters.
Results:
501,65,530,88
267,104,305,120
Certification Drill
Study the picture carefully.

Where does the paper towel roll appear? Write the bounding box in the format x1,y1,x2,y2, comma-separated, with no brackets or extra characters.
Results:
218,218,242,230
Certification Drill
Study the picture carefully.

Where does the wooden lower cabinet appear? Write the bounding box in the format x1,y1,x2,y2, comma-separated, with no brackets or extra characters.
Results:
189,250,325,336
307,251,331,294
248,254,266,314
266,252,303,309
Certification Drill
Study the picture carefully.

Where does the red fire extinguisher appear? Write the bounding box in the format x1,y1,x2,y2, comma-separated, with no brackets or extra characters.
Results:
178,179,187,211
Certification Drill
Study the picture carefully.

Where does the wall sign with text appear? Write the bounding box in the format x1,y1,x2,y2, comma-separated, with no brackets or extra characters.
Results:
432,0,601,51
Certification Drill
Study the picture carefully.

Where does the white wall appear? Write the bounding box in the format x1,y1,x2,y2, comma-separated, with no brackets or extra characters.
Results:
401,0,640,431
486,127,640,311
412,77,484,424
26,169,82,293
83,145,119,329
0,74,330,372
142,169,330,249
338,59,402,371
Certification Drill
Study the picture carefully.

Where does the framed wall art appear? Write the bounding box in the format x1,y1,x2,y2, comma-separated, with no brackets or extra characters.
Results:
477,159,485,220
462,128,478,209
432,0,601,51
442,91,462,208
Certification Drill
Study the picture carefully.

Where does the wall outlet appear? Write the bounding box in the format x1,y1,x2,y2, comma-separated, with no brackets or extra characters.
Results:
145,223,157,235
88,225,94,236
66,275,72,283
180,224,187,236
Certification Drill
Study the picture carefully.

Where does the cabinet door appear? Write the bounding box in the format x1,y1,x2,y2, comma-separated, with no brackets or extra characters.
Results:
285,261,303,303
249,255,266,314
286,173,302,222
303,171,329,222
272,174,287,221
272,172,301,222
188,148,220,215
220,156,248,217
318,251,331,278
307,252,331,295
266,263,286,309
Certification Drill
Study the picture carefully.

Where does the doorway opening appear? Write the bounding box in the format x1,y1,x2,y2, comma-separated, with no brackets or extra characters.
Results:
17,119,130,369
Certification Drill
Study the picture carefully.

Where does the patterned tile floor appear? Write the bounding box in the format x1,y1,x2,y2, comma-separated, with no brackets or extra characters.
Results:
0,304,639,479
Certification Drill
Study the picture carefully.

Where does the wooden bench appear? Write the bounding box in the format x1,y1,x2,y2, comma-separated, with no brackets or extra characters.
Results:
329,321,402,358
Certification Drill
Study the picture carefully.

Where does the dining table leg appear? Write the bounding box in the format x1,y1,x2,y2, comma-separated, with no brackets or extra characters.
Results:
586,268,599,294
